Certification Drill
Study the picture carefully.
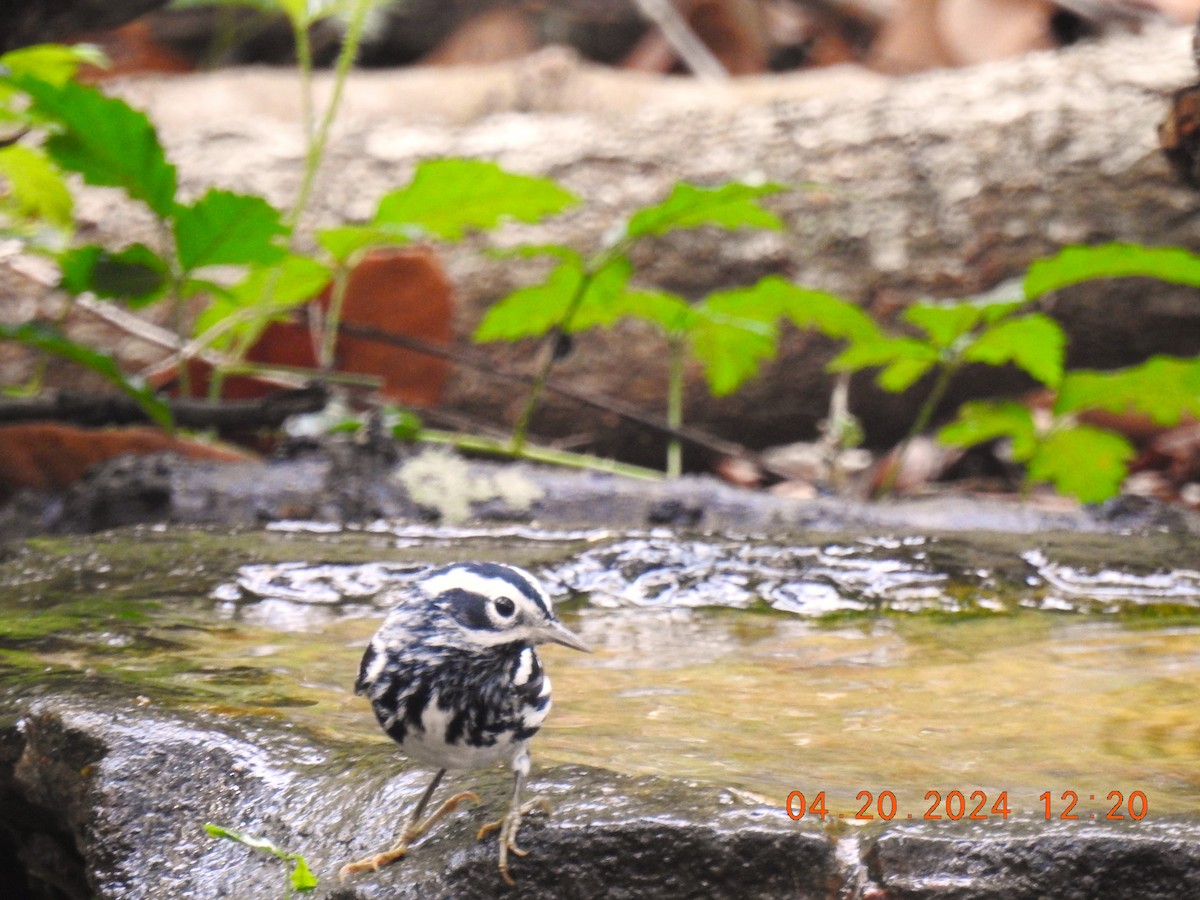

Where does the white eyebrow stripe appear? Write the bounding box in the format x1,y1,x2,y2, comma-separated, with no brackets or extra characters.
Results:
421,568,554,615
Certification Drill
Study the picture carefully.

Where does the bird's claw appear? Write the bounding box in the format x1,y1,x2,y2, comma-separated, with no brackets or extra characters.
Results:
339,790,481,879
338,846,408,878
477,797,553,885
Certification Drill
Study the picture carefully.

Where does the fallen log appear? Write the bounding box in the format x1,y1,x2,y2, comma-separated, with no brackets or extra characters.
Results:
8,26,1199,466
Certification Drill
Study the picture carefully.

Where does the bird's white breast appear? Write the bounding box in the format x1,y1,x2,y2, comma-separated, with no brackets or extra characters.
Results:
397,689,522,770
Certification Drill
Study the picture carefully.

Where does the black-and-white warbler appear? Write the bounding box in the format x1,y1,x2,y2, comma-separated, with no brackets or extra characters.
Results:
339,562,589,885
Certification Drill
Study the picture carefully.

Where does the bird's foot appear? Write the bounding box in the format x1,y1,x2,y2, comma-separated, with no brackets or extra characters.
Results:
338,845,410,878
338,791,481,879
417,790,482,838
476,797,553,886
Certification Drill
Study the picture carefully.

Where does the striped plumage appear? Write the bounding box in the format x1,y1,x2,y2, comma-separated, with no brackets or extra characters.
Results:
340,562,589,885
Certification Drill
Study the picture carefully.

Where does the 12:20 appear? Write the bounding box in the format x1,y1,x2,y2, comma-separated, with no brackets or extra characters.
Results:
1040,790,1148,820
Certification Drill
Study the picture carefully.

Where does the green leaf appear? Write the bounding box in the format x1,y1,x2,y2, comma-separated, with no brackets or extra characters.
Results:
0,321,171,427
193,254,331,349
828,336,938,392
374,159,577,240
59,243,170,306
562,257,634,332
0,145,73,228
702,278,785,324
902,302,984,349
963,313,1066,387
1025,243,1200,298
473,258,583,342
0,44,107,85
1027,425,1135,504
625,181,785,239
772,281,881,342
173,189,287,272
385,407,423,441
691,275,880,347
317,225,391,264
877,357,938,392
1056,356,1200,426
592,289,696,334
16,76,177,218
689,309,778,396
938,400,1038,460
289,854,318,891
205,822,318,891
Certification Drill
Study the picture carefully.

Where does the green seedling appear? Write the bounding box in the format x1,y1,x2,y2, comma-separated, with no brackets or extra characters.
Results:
931,244,1200,502
473,181,796,470
823,287,1066,494
939,353,1200,503
204,823,317,896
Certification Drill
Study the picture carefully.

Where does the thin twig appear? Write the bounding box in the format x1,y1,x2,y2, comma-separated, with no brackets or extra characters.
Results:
0,384,328,429
630,0,729,80
74,297,308,390
336,322,792,479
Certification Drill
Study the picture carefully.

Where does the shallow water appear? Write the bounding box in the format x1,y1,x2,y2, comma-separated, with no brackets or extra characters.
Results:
2,521,1197,824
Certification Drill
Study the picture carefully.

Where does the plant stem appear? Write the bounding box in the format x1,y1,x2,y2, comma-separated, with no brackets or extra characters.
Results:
422,429,663,481
508,233,640,452
290,15,315,146
286,0,371,234
878,360,958,496
169,285,190,404
285,0,370,383
318,264,351,371
666,333,685,477
510,269,593,453
205,2,370,399
909,361,958,445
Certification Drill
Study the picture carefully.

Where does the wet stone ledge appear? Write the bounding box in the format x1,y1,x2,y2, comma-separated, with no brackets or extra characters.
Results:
2,440,1200,542
3,689,1200,898
867,821,1200,900
0,690,835,899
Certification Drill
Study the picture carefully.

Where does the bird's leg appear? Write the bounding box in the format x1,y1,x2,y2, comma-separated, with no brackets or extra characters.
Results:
475,770,553,886
339,769,480,877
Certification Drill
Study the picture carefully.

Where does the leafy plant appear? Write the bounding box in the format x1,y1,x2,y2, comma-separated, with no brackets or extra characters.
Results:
0,38,588,460
204,823,317,896
0,43,103,246
933,245,1200,502
3,36,1197,505
1,57,301,405
0,0,379,401
314,157,577,375
473,181,808,473
815,287,1064,493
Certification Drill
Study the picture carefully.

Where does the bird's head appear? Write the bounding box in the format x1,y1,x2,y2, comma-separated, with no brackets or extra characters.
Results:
420,562,590,653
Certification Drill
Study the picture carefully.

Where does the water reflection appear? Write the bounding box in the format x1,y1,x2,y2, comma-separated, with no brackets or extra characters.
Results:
3,523,1198,818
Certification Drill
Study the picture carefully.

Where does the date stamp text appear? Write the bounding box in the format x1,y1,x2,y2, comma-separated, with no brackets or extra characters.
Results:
785,789,1149,822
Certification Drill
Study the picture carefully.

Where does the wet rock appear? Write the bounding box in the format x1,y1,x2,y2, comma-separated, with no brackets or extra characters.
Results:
6,689,1200,898
0,690,836,899
4,440,1199,543
866,822,1200,900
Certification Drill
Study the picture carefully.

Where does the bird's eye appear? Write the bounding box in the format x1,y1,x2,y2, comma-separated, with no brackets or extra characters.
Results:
494,596,516,618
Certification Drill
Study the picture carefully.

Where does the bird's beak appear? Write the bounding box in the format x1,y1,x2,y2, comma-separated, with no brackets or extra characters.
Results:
535,619,591,653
